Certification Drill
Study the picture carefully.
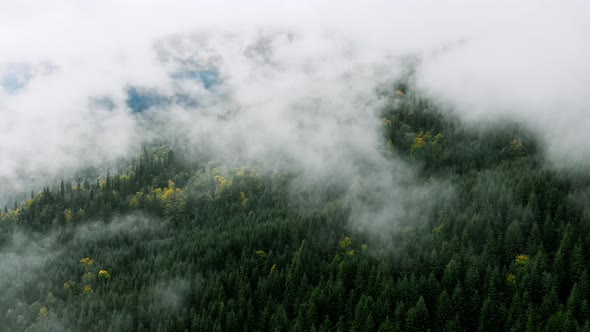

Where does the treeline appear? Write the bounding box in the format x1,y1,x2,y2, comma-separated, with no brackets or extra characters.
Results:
1,87,590,331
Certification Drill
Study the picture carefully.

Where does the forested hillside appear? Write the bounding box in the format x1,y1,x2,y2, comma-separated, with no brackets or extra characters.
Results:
2,88,590,332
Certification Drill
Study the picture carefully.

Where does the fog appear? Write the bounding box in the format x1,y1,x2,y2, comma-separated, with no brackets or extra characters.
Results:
0,214,163,331
2,3,590,329
1,0,588,207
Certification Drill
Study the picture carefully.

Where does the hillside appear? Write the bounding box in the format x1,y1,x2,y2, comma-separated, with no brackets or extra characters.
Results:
2,89,590,332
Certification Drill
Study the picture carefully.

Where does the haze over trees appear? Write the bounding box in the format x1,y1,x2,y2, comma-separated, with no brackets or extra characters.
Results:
2,86,590,331
2,2,590,331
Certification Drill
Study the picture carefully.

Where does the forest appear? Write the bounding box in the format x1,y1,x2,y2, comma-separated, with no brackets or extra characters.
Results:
2,86,590,332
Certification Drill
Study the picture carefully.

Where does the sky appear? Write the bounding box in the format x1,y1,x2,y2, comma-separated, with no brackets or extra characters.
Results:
1,0,589,202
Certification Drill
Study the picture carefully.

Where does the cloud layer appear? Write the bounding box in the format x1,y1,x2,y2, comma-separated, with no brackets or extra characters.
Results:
1,0,589,201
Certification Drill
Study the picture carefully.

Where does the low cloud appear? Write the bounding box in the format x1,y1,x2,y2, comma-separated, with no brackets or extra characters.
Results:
0,213,162,331
0,0,588,221
152,279,190,312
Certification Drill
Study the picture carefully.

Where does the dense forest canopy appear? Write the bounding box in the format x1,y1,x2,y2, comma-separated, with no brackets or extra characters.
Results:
2,86,590,332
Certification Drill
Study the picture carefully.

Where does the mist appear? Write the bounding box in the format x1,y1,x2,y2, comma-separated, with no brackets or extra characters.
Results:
3,3,590,329
1,1,589,224
0,214,164,332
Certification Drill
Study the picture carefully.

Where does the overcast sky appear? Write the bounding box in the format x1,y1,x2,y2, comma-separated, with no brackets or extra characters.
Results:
1,0,589,200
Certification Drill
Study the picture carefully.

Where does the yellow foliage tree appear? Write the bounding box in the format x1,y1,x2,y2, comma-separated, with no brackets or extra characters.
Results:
80,257,94,267
515,254,529,267
161,187,176,201
214,175,231,191
129,192,143,208
236,167,246,177
510,138,525,156
506,273,517,285
64,208,73,222
157,180,186,222
240,192,249,209
98,270,111,279
340,237,356,256
83,285,93,294
413,137,426,149
412,131,432,150
340,236,352,250
39,306,48,319
514,254,530,275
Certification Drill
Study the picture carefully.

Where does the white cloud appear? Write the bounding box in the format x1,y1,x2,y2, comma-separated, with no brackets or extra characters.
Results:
0,0,588,203
416,1,590,165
